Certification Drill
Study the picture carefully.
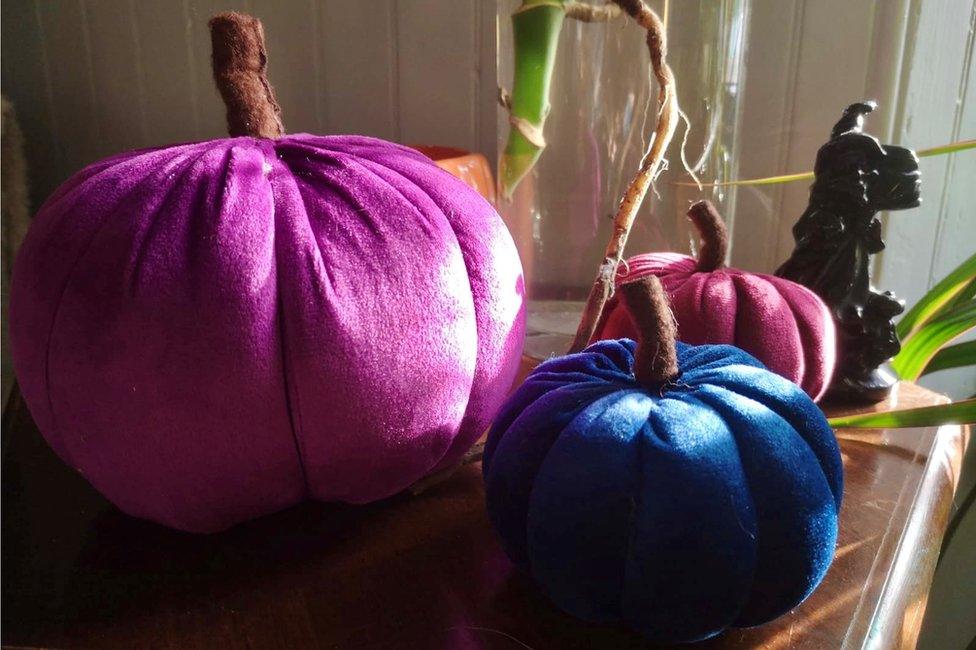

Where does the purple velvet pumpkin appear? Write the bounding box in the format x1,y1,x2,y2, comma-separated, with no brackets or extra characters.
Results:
9,14,525,533
593,201,834,401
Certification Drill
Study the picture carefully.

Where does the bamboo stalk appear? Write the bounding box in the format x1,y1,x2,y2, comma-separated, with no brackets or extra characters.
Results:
499,1,564,199
568,0,679,353
499,1,621,199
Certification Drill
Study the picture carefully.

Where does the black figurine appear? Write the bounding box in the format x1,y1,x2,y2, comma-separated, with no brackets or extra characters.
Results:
776,101,921,403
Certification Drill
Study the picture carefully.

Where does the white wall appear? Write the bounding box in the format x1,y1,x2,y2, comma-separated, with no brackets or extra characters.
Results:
735,0,976,400
0,0,497,212
879,0,976,402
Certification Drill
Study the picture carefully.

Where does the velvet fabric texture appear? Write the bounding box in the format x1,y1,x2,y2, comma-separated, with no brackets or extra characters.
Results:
483,339,842,644
11,134,526,533
593,253,836,401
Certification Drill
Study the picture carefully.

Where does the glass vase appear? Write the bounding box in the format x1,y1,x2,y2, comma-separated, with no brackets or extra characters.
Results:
496,0,750,359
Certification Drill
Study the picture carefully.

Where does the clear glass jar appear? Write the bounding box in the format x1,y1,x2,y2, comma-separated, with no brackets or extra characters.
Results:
496,0,750,359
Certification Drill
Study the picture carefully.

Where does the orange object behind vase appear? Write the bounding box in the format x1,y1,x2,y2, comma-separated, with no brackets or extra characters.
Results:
412,145,496,206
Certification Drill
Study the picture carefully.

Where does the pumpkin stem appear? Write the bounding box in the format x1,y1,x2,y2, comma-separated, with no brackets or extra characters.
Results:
687,200,728,272
619,276,679,386
210,12,285,139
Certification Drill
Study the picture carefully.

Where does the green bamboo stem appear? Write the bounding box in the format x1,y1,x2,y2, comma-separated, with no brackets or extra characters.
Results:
499,1,620,199
499,1,568,199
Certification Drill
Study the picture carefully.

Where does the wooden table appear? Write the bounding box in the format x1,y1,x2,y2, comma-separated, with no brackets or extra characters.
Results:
2,380,968,649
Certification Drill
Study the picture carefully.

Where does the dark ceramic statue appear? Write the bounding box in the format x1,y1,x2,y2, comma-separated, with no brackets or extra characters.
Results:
776,101,921,403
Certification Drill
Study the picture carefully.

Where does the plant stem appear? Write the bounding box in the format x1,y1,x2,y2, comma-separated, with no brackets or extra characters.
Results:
565,1,621,21
568,0,679,353
499,1,621,199
499,2,567,199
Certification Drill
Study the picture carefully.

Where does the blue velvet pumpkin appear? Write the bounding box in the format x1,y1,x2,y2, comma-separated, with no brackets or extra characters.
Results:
483,277,843,644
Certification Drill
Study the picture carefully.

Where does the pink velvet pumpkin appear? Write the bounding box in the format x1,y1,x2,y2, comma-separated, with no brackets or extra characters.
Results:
9,13,525,533
593,201,834,400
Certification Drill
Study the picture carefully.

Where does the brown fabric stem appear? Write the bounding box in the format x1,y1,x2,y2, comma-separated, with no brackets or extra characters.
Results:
619,276,679,386
568,0,678,353
687,200,728,272
210,12,284,139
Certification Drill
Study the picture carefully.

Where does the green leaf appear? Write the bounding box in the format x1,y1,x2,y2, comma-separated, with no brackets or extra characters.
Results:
897,254,976,340
828,398,976,429
948,276,976,308
675,170,816,188
676,139,976,188
917,138,976,157
891,301,976,381
921,340,976,376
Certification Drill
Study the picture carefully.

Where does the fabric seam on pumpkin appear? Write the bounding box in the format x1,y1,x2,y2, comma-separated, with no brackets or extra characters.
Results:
702,271,734,344
126,148,221,294
267,151,311,498
731,273,805,384
522,389,635,599
691,386,772,623
338,154,481,473
701,365,842,509
39,149,208,472
766,276,829,400
620,394,649,619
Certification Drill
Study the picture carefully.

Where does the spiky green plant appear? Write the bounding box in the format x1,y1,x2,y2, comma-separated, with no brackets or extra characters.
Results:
828,398,976,429
829,253,976,430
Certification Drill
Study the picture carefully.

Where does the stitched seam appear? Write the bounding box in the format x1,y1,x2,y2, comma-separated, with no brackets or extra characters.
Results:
40,149,208,467
619,395,647,620
268,149,311,497
331,153,480,473
692,386,761,623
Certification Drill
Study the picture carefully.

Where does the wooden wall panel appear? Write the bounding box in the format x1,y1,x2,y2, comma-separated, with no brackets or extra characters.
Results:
34,0,102,187
0,0,61,211
84,0,147,154
396,0,477,150
131,0,202,145
250,0,322,134
319,0,398,140
0,0,423,207
879,0,976,305
476,0,497,169
905,3,976,400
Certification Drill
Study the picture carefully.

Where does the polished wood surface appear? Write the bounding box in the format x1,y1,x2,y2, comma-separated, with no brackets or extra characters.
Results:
2,381,968,649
